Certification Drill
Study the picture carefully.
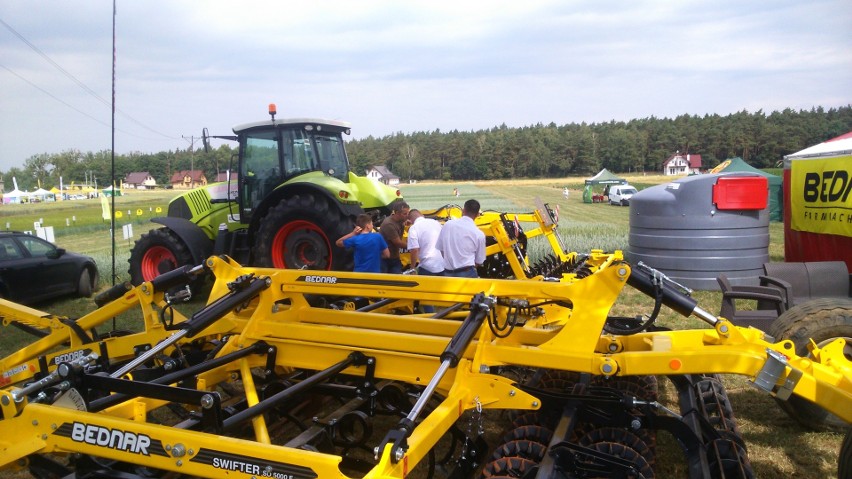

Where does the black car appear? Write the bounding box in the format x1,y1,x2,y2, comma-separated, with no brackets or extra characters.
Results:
0,231,99,304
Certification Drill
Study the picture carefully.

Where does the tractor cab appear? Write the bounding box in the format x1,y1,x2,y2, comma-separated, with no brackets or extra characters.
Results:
234,108,353,221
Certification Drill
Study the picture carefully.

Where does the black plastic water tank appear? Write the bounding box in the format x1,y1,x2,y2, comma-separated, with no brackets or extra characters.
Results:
627,173,770,291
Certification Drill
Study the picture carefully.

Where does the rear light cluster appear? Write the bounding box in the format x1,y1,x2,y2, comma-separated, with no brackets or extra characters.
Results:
395,190,401,197
338,190,351,199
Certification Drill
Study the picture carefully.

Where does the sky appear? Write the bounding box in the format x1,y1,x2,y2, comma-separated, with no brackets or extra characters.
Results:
1,0,851,172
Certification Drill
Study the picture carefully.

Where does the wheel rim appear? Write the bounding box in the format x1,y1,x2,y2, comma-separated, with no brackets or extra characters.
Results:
140,246,177,281
270,220,332,270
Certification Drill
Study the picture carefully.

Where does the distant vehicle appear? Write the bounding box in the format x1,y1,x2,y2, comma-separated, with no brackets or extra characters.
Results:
608,184,638,206
0,232,99,304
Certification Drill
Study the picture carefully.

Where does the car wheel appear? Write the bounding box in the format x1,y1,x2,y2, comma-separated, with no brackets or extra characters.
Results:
77,269,93,297
253,195,354,270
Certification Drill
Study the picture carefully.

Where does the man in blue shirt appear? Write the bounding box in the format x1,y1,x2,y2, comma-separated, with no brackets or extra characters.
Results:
336,214,389,273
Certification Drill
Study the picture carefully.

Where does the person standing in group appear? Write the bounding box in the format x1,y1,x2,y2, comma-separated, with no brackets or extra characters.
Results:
336,214,389,273
436,199,486,278
407,209,444,276
407,209,444,313
379,200,410,274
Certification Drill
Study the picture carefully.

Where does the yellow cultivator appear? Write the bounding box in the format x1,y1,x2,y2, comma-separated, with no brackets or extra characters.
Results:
0,250,849,478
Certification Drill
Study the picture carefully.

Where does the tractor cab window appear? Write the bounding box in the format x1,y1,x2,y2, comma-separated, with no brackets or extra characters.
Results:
314,132,348,182
240,131,281,216
281,129,349,182
282,129,317,178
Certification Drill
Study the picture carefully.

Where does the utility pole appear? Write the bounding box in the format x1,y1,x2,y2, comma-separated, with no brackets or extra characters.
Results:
182,135,198,187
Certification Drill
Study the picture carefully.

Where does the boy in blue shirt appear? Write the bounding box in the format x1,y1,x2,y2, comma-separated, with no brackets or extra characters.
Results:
336,214,389,273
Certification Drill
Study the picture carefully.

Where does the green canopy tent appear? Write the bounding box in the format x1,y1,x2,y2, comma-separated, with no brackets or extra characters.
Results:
102,185,123,197
710,157,782,222
583,168,626,203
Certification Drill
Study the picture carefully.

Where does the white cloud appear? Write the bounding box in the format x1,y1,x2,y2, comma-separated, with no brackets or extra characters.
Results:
0,0,850,171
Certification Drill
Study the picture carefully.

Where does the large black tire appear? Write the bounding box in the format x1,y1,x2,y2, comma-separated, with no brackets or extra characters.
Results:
253,195,354,271
128,228,194,286
839,427,852,479
767,298,852,430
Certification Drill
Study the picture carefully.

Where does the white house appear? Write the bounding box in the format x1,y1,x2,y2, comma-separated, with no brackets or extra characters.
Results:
663,152,703,176
366,165,400,186
123,172,158,189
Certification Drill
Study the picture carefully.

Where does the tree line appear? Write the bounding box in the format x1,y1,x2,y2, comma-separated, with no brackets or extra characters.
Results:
4,106,851,191
345,106,852,181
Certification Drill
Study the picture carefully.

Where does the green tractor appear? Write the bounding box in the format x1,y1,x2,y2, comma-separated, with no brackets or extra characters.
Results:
128,105,402,286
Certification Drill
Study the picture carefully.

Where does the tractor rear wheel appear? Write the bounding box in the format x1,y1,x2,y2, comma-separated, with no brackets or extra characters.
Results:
253,195,353,271
767,298,852,430
128,228,194,285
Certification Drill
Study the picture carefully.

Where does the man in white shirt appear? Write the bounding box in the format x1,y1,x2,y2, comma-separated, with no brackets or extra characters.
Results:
436,199,486,278
407,209,444,276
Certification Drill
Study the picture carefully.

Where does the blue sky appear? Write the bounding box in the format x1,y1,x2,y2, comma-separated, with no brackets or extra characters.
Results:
1,0,850,171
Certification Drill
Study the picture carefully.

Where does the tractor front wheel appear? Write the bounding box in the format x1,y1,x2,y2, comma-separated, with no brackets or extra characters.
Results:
253,195,353,271
128,228,194,285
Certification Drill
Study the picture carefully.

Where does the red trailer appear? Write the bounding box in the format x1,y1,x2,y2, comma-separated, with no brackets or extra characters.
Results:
783,131,852,272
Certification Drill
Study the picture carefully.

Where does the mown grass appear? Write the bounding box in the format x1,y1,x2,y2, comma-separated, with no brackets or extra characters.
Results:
0,180,844,479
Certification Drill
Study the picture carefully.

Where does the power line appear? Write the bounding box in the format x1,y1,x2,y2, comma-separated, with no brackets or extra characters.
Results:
0,62,156,140
0,16,179,141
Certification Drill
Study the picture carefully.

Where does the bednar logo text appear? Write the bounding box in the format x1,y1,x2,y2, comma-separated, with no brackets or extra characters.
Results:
53,421,169,457
791,156,852,237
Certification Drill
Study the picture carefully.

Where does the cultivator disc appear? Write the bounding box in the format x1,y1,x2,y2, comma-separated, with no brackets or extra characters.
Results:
479,369,757,479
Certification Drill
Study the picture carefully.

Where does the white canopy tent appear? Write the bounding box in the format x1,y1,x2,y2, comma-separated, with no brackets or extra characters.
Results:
2,189,28,204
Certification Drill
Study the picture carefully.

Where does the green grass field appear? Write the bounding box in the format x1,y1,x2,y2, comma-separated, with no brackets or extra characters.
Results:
0,178,844,478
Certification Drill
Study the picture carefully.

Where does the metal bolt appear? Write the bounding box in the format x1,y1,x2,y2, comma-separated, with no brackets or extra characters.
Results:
631,419,642,430
268,347,275,354
171,444,186,457
373,446,381,459
200,394,215,409
602,363,614,374
509,390,516,397
176,460,183,467
608,343,618,352
264,466,273,475
188,449,194,456
41,434,47,440
51,424,57,430
394,447,405,462
367,358,375,365
1,396,9,406
719,324,729,334
32,420,38,426
165,444,172,451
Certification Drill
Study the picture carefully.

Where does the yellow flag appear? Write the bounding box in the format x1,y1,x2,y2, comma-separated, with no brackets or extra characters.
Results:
100,195,111,220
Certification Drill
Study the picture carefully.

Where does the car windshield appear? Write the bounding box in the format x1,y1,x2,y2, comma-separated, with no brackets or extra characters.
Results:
624,188,637,194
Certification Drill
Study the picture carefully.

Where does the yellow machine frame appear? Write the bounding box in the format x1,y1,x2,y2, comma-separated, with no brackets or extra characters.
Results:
0,254,849,478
